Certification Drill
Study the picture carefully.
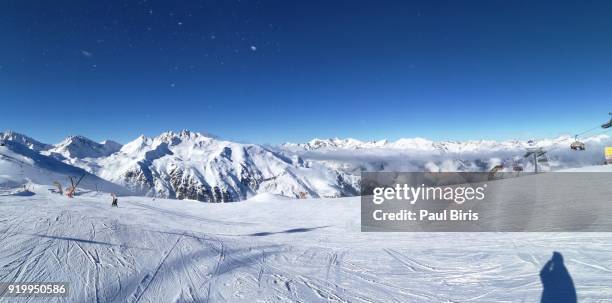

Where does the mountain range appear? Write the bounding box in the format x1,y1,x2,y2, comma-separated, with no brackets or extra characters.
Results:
1,130,610,202
1,130,358,202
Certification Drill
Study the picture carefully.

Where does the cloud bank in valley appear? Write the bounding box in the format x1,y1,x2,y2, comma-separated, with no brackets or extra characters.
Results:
284,135,612,173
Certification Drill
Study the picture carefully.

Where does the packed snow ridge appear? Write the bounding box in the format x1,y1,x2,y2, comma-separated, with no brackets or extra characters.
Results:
1,130,611,202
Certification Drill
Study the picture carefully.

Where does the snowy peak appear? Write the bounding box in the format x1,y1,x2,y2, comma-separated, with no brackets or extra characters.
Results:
50,135,122,159
159,129,214,141
0,130,51,151
283,138,390,151
94,130,359,202
119,130,216,156
119,130,217,155
155,130,219,145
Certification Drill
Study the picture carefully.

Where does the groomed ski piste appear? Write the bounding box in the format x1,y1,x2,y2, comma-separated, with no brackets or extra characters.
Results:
1,166,612,302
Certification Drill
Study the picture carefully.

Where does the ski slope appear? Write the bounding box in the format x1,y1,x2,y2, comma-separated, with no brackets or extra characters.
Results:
1,170,612,302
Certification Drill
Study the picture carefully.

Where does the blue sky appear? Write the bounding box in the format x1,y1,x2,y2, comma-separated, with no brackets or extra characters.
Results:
1,1,611,144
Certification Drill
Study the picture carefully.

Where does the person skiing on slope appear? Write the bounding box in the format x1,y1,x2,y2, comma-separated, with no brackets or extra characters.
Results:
111,193,118,207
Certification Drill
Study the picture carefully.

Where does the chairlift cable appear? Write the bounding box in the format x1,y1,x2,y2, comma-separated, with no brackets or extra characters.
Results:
575,125,600,137
546,123,610,153
590,128,611,137
518,112,610,156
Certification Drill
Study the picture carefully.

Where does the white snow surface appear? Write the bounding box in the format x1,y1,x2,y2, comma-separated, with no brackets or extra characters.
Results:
0,186,612,302
1,166,611,302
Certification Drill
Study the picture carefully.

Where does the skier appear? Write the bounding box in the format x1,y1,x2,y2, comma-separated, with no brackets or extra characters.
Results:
111,193,118,207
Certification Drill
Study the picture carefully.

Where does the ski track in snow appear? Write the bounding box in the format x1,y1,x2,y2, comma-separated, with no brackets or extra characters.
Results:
1,188,612,302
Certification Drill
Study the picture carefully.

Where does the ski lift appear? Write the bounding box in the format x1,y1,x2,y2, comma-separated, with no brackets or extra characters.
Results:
509,157,524,172
570,135,585,151
602,112,612,129
524,147,549,173
488,164,505,180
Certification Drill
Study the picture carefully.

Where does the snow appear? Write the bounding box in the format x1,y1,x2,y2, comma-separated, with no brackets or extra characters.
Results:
283,135,611,153
246,192,292,202
0,131,51,152
1,131,359,202
0,143,129,195
3,130,611,203
285,135,612,173
559,164,612,172
46,136,122,159
1,168,611,302
86,130,359,200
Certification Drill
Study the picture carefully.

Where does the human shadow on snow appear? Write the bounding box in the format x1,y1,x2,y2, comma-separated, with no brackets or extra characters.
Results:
540,252,577,303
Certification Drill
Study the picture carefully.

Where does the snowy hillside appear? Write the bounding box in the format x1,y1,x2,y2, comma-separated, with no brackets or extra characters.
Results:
0,141,129,195
1,173,611,302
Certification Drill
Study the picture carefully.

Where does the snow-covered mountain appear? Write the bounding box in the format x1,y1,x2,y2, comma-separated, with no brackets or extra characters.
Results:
85,130,359,201
0,139,129,194
47,135,122,159
283,138,390,151
2,130,610,202
1,130,359,202
0,130,51,151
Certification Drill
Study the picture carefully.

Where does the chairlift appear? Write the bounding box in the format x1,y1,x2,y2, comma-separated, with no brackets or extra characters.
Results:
489,164,504,174
602,112,612,129
525,147,549,173
570,135,585,151
488,164,505,180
